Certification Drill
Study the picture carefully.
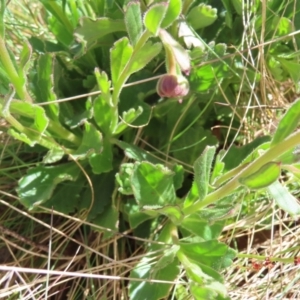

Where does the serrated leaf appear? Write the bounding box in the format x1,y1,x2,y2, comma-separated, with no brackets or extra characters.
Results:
161,0,182,28
116,163,135,195
43,148,65,164
72,122,103,160
187,4,218,30
268,180,300,215
94,68,111,100
271,98,300,146
131,162,177,208
8,129,36,146
194,146,216,200
17,163,81,209
33,54,59,119
93,94,113,135
239,161,281,190
113,106,143,135
110,37,133,86
125,1,143,46
114,140,159,163
89,138,113,174
75,17,126,48
10,101,49,134
143,2,168,36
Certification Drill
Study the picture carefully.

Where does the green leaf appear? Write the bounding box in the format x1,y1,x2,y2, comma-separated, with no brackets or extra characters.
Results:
239,161,281,190
147,205,184,225
187,4,218,30
94,68,111,102
278,145,300,165
150,245,180,278
41,176,84,213
17,163,81,209
40,0,74,34
194,146,216,200
113,106,143,135
184,181,199,208
231,0,242,15
8,129,36,147
114,140,160,163
268,180,300,215
179,240,235,271
129,222,180,300
143,2,168,36
131,162,177,208
91,205,118,239
271,98,300,146
10,101,49,134
278,58,300,85
125,1,143,46
74,17,126,48
181,214,223,240
172,127,218,166
210,150,225,184
127,41,162,75
82,171,116,220
177,250,229,298
116,163,135,195
271,16,293,36
171,164,184,190
48,15,73,47
89,138,113,174
189,62,230,92
19,41,32,75
124,201,154,228
223,136,271,171
43,148,65,164
110,37,133,86
93,95,113,135
33,54,59,120
161,0,182,28
72,122,103,160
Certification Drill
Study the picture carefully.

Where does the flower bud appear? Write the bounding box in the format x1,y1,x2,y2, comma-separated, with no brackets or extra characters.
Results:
156,74,190,99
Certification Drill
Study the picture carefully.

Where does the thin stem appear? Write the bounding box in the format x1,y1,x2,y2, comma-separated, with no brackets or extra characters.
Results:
0,37,32,102
183,130,300,215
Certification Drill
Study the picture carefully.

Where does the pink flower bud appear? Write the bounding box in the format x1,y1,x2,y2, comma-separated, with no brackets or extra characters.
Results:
156,74,189,99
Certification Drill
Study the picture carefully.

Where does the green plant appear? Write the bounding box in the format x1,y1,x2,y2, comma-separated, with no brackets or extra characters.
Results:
1,0,300,298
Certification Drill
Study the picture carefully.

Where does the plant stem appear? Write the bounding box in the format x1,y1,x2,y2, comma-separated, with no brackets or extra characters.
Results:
183,130,300,215
110,30,152,132
112,30,152,106
0,37,32,102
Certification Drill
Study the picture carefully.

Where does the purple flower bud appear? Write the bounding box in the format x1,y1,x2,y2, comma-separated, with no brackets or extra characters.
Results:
156,74,190,99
